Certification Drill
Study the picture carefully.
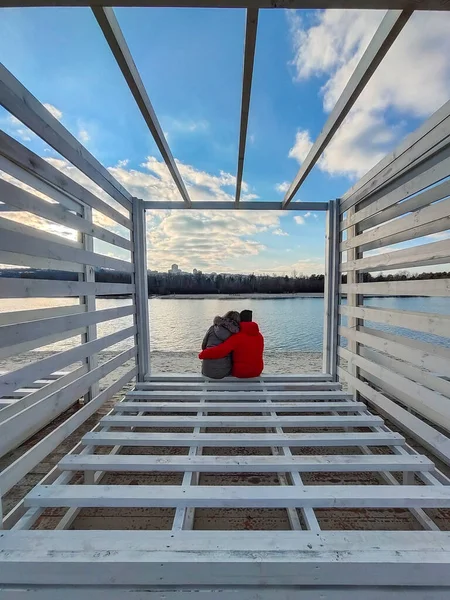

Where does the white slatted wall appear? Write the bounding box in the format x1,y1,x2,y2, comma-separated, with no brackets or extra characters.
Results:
338,99,450,464
0,66,147,521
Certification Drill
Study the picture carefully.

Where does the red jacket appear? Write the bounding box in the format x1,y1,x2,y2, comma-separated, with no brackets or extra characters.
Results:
198,321,264,378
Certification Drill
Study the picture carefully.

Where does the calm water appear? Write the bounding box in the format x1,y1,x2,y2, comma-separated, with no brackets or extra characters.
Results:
2,296,450,354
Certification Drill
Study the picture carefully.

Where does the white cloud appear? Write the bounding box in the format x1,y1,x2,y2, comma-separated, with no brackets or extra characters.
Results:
294,215,305,225
78,129,90,143
304,212,311,218
273,228,289,236
275,181,290,193
287,10,450,179
164,118,209,134
43,103,63,121
288,129,313,164
116,159,130,168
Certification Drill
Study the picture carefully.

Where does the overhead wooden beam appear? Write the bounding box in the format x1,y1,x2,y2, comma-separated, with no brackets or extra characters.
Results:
0,1,448,9
92,6,192,208
142,200,329,210
235,8,258,205
0,64,133,211
282,9,412,209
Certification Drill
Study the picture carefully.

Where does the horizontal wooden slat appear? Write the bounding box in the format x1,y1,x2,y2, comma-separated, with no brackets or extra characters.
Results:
100,414,383,428
360,345,450,399
340,239,450,272
340,100,450,213
145,374,334,382
339,325,450,374
357,177,450,232
0,304,85,326
0,250,83,273
340,278,450,297
0,277,135,299
0,64,132,210
24,484,450,509
0,130,132,229
0,367,87,421
136,381,341,391
0,366,137,495
0,347,137,457
0,213,82,248
338,367,450,465
341,195,450,253
0,227,133,272
58,453,434,473
0,327,86,361
126,390,352,401
0,178,132,250
115,401,367,413
339,304,450,337
341,154,450,231
339,347,450,432
0,304,134,349
0,325,136,396
82,430,405,448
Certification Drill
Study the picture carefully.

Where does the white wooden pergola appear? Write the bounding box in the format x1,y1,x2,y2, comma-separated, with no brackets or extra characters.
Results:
1,1,450,597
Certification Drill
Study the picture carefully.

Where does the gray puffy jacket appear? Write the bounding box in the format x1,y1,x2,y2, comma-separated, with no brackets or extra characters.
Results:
201,316,239,379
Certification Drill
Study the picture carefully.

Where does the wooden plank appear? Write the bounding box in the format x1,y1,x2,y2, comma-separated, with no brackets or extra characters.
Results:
0,304,85,326
82,430,405,447
339,304,450,337
339,347,450,432
0,304,135,349
0,347,137,457
0,227,134,272
143,200,330,211
0,64,132,210
25,484,450,509
338,367,450,465
340,278,450,297
3,530,450,589
360,345,450,399
0,178,132,250
100,414,383,428
0,327,86,361
146,374,333,382
235,8,258,204
357,177,450,232
340,100,450,213
341,238,450,272
114,401,367,413
0,213,82,248
282,9,412,208
341,195,450,253
0,130,132,228
58,453,434,473
0,366,137,495
126,390,353,401
0,250,83,273
132,197,150,380
136,381,341,391
0,325,136,396
0,277,135,299
0,366,87,423
340,325,450,374
92,8,191,207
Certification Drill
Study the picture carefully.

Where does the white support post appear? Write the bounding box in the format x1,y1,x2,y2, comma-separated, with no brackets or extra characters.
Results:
330,199,340,381
132,197,150,380
322,204,332,375
79,205,98,403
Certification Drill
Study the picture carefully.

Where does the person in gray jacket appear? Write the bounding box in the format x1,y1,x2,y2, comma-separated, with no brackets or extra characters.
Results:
201,311,240,379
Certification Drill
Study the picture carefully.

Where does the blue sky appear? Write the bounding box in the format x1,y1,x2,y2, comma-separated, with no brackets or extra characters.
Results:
1,7,450,274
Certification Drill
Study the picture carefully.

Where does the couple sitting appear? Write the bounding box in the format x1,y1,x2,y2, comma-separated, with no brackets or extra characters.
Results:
198,309,264,379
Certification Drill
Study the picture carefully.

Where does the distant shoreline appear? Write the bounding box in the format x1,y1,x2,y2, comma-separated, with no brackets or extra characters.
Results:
149,293,324,300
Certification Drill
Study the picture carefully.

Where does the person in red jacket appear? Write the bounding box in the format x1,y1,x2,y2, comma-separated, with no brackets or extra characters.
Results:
198,309,264,378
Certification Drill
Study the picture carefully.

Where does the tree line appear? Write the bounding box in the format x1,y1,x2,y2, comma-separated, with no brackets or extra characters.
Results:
1,267,449,295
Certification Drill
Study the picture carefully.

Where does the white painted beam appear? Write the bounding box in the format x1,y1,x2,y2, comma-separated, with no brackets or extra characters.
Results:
114,401,367,412
282,10,411,208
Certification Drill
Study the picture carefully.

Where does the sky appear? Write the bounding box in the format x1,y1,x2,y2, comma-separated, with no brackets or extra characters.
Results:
0,7,450,275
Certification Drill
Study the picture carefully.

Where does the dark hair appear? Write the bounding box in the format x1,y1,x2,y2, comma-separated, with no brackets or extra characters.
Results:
223,310,240,323
240,309,253,322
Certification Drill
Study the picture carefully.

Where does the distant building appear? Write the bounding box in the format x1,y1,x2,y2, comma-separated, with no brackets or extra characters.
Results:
169,264,181,275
